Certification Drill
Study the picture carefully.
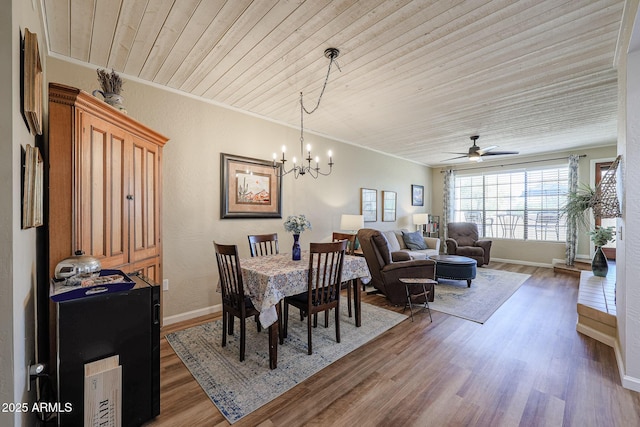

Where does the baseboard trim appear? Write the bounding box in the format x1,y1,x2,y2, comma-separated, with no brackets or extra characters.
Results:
576,321,617,348
614,339,640,392
163,304,222,326
490,257,552,268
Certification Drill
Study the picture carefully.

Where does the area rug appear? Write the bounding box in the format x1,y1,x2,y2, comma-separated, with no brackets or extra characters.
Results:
429,268,531,323
165,301,407,424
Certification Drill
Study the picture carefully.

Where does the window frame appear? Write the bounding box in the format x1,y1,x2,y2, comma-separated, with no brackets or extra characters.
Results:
453,165,568,242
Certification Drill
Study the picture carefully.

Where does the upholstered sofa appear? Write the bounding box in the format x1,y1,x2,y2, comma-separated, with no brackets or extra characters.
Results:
380,229,440,260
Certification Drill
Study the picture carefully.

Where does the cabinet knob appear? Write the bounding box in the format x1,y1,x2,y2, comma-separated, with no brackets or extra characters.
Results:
126,195,134,200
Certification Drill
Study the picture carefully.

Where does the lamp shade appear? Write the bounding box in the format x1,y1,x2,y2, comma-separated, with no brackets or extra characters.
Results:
413,213,429,225
340,214,364,231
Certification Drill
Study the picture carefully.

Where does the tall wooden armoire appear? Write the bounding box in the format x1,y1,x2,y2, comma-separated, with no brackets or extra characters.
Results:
47,81,168,314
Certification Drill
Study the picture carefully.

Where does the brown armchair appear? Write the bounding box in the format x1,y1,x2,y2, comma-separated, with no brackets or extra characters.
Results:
357,228,435,305
445,222,492,266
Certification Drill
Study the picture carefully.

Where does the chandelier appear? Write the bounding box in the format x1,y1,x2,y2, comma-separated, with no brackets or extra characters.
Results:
273,47,340,179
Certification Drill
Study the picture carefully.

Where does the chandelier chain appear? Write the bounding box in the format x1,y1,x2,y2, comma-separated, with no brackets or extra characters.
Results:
273,48,340,179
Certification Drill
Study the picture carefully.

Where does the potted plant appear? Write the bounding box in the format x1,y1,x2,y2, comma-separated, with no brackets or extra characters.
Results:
589,226,615,277
93,68,127,113
563,184,596,230
283,214,312,261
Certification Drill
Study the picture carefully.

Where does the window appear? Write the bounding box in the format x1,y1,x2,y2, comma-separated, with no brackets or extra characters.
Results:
453,166,568,241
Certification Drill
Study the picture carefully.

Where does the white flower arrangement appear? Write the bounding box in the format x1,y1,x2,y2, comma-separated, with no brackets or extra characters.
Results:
283,214,312,234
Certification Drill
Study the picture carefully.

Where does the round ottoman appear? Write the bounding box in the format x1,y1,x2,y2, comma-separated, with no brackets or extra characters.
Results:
429,255,477,287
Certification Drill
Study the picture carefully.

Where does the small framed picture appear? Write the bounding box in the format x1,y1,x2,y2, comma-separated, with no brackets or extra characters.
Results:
220,153,282,219
412,184,424,206
360,188,377,222
382,191,397,222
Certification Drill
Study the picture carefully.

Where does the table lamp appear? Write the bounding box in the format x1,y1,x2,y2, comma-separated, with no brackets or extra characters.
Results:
340,214,364,249
413,213,429,234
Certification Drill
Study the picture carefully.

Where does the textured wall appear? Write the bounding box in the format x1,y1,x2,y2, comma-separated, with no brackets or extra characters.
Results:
46,57,433,321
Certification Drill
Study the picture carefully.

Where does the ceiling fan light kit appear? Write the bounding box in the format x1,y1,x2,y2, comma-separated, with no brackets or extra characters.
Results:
445,135,519,162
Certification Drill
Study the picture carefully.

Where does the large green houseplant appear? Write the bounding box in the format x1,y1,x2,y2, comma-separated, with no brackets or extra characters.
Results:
563,184,596,230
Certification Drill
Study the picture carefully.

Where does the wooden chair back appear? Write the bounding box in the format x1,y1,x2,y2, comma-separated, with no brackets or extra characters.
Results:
332,232,356,255
213,241,261,362
307,241,347,307
248,233,279,257
214,242,246,311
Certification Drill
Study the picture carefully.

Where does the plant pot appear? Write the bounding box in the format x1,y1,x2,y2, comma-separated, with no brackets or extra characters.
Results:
591,246,608,277
92,90,127,114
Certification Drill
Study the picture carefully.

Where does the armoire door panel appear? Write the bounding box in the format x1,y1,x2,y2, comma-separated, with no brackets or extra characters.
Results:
129,257,160,284
78,113,130,268
131,138,160,262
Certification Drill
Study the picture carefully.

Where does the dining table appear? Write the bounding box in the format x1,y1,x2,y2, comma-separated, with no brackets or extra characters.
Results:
240,250,371,369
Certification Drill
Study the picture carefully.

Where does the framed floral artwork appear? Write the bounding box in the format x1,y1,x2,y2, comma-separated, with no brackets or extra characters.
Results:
220,153,282,218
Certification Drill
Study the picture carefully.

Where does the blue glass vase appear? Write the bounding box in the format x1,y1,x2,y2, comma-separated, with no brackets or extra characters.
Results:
292,234,301,261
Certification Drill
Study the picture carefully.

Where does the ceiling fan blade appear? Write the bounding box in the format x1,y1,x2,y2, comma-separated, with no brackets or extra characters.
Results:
481,150,519,156
445,152,471,155
477,145,498,155
444,155,469,161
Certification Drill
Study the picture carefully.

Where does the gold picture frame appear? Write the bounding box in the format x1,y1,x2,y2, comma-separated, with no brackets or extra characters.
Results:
360,188,377,222
22,144,43,228
220,153,282,219
382,191,397,222
22,28,43,136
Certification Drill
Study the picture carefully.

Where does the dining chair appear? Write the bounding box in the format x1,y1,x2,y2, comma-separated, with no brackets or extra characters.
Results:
332,232,356,318
247,233,279,257
213,242,261,362
283,240,347,355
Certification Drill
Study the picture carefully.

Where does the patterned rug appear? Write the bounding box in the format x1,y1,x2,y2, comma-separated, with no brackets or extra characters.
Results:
165,301,407,424
429,268,531,323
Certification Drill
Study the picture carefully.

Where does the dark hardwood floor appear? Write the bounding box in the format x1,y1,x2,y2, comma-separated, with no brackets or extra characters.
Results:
146,263,640,426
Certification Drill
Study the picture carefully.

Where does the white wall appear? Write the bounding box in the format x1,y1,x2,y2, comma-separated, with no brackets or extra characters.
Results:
46,57,434,321
1,0,45,426
430,146,617,266
616,0,640,392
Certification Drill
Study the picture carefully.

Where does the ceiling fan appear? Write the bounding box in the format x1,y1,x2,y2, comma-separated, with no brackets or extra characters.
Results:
446,135,519,162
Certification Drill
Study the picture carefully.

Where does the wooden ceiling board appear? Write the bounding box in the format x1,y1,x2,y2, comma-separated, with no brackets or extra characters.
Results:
208,0,357,104
69,0,95,60
44,0,70,55
191,0,315,97
199,0,336,100
149,0,233,85
176,0,281,93
235,0,415,114
41,0,624,166
106,0,150,71
126,0,183,78
88,0,123,66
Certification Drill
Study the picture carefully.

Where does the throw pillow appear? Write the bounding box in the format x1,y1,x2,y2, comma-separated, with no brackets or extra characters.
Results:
402,230,427,250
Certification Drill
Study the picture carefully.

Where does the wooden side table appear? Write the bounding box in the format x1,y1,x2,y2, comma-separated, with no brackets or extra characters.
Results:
399,278,436,322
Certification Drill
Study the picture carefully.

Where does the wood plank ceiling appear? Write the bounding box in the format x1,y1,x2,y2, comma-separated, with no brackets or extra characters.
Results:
42,0,624,166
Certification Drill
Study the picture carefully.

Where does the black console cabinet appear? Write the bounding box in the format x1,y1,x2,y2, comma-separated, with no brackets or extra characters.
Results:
55,274,160,426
